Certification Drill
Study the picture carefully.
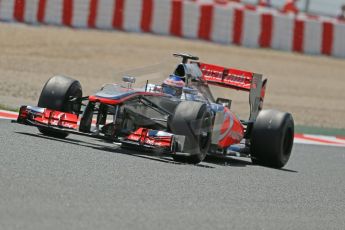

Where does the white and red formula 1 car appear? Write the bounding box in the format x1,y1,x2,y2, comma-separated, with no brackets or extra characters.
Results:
15,53,294,168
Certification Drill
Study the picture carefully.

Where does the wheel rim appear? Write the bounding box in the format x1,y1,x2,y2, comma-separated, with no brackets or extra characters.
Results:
199,112,212,151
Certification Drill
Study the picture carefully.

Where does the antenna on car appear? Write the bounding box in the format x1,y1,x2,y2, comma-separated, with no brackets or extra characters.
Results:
145,80,149,92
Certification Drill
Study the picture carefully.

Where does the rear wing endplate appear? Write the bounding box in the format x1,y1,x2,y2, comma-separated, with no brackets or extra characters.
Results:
198,62,267,121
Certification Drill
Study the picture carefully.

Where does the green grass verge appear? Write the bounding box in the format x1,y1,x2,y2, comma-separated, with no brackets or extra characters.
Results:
0,104,19,112
295,125,345,137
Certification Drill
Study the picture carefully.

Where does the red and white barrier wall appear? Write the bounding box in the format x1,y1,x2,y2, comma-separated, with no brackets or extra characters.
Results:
0,0,344,58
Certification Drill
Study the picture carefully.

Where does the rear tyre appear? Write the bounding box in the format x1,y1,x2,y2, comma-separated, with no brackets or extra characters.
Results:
169,101,212,164
250,109,294,168
37,75,82,138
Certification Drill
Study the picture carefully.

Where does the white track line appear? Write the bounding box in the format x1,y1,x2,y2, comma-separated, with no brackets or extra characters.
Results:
1,110,344,147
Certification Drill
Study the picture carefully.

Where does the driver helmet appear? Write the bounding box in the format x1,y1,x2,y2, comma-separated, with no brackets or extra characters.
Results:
162,75,185,97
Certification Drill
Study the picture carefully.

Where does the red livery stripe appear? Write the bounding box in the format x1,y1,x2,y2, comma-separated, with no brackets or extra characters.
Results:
113,0,124,29
321,22,334,56
199,62,253,91
141,0,153,32
63,0,73,26
14,0,25,22
198,4,213,40
293,19,304,52
233,8,243,45
88,0,98,28
259,13,273,48
170,0,182,37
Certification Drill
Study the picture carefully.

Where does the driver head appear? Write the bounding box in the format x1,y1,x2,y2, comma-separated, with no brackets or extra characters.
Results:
162,75,185,97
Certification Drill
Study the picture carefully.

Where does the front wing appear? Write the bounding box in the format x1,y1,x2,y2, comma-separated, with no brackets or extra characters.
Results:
15,105,185,154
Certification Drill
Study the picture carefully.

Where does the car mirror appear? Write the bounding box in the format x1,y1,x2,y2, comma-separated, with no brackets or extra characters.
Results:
122,76,136,88
122,76,136,84
216,98,232,109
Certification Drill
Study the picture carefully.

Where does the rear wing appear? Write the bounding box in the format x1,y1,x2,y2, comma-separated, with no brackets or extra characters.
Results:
198,62,267,121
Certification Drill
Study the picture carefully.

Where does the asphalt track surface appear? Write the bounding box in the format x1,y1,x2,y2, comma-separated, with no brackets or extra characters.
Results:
1,119,345,230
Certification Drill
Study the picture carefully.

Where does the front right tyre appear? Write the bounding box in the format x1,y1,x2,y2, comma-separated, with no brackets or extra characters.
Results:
37,75,82,138
169,101,212,164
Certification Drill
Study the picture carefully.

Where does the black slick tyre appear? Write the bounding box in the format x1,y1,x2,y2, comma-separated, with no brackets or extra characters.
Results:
37,75,82,138
169,101,212,164
250,109,294,168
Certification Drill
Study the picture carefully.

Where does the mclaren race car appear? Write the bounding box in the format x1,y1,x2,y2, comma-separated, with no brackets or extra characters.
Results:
14,53,294,168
